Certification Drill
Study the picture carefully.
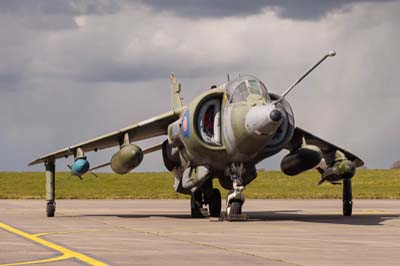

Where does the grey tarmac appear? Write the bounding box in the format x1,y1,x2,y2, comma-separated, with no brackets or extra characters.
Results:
1,199,400,266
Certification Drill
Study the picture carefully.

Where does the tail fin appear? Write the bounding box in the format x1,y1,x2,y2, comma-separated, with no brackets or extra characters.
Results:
170,72,182,113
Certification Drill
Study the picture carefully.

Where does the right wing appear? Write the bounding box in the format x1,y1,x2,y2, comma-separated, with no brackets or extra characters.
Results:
29,110,181,166
287,127,364,167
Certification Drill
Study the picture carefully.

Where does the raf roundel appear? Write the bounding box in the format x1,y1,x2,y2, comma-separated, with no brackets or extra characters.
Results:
182,111,190,138
182,116,187,131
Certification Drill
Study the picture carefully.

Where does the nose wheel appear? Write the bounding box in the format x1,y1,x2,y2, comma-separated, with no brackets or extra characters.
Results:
227,200,242,216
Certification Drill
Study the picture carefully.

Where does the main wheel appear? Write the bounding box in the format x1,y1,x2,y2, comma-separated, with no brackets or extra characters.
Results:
191,190,204,218
228,201,242,216
209,189,221,217
46,201,55,217
343,200,353,216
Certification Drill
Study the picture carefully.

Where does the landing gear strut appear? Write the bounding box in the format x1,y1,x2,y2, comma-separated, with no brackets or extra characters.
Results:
343,178,353,216
45,160,56,217
226,163,247,220
190,190,204,218
190,179,222,218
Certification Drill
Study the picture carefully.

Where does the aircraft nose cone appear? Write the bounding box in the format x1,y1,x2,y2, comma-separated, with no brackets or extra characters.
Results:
270,109,282,122
245,105,283,136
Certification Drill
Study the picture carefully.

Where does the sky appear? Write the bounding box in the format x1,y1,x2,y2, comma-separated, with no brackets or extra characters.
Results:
0,0,399,172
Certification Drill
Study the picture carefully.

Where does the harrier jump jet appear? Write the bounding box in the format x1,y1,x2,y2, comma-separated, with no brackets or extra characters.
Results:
29,51,364,219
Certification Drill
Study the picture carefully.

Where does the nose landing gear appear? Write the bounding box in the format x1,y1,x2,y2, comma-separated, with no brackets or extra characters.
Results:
225,163,247,221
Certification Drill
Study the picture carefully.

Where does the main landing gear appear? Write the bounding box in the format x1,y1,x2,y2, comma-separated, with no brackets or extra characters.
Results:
190,179,222,218
190,163,248,221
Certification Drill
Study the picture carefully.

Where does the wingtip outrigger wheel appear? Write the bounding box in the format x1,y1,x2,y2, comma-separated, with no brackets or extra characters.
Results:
45,159,56,217
316,150,355,216
343,178,353,216
46,201,56,217
339,151,355,217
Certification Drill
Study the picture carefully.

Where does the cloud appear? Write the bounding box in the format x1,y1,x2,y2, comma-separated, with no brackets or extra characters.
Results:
0,0,399,173
138,0,390,20
0,0,120,16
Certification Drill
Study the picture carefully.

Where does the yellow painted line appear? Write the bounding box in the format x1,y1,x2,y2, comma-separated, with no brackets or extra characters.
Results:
33,229,103,237
0,222,108,266
0,254,72,266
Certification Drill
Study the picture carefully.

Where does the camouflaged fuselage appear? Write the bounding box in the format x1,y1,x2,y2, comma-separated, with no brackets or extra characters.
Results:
175,83,282,172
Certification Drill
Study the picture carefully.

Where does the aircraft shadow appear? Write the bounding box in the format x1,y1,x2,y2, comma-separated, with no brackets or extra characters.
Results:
245,211,400,226
83,210,400,226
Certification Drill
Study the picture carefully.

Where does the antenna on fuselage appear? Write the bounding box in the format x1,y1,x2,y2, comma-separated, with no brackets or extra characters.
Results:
275,50,336,104
227,74,230,82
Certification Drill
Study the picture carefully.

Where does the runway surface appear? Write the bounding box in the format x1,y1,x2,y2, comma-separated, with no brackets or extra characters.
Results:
1,199,400,266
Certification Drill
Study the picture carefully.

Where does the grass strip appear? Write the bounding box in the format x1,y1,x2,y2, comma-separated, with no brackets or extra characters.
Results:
0,170,399,199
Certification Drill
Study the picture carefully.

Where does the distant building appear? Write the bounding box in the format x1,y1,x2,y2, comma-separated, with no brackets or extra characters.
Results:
391,161,400,169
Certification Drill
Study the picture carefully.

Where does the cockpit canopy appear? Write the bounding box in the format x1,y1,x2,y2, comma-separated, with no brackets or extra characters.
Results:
225,75,270,103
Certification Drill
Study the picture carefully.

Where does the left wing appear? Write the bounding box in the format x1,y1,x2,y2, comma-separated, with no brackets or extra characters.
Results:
287,127,364,167
29,110,181,166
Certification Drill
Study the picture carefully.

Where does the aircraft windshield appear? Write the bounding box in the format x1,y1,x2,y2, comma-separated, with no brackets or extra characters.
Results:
226,76,269,103
248,80,261,95
231,82,249,102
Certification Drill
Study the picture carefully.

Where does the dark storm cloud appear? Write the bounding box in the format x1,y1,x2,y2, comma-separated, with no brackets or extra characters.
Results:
137,0,388,20
0,0,120,31
0,0,120,16
0,0,382,20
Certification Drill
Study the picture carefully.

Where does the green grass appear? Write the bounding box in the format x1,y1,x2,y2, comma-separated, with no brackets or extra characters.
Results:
0,170,400,199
